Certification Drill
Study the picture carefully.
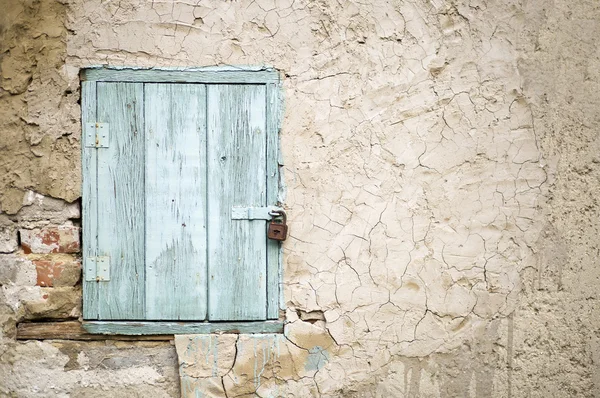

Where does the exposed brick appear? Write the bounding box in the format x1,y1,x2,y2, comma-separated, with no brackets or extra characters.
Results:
20,226,80,254
33,257,81,287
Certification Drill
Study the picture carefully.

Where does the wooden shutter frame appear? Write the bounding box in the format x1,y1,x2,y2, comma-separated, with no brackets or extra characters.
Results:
81,67,284,335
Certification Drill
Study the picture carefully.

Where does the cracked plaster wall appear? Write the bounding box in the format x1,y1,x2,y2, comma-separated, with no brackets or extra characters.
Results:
0,0,599,396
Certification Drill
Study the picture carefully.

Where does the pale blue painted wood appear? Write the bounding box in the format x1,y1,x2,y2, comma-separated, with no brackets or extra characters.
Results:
96,82,145,320
207,84,268,321
82,321,283,335
231,206,283,220
82,81,99,319
82,68,278,84
83,65,274,73
144,83,208,320
83,74,284,329
266,83,281,319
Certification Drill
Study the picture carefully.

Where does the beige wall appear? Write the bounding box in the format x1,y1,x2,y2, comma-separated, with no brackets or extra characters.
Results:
0,0,599,396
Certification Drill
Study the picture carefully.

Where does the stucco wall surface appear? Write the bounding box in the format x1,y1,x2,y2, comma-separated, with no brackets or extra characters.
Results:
0,0,599,397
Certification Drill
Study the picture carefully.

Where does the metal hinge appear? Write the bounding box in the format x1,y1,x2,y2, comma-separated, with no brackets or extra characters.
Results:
85,256,110,282
84,123,110,148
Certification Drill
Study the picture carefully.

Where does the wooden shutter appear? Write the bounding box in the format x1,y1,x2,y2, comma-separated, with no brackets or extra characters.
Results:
144,83,208,320
96,82,146,320
207,84,267,320
82,76,280,322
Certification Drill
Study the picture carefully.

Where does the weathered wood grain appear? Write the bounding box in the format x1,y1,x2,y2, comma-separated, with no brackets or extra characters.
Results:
83,321,283,335
82,81,99,319
17,322,172,341
82,68,279,84
96,82,145,320
207,84,268,321
144,83,208,320
266,83,281,319
83,76,283,328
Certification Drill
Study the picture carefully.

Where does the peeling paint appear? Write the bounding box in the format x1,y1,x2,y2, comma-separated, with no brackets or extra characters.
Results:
1,0,599,396
305,346,329,371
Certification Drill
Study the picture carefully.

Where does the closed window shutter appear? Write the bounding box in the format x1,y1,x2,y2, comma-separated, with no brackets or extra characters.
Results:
83,79,280,322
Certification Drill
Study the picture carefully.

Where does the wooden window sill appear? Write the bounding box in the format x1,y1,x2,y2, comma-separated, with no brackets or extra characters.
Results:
16,320,284,341
83,321,284,335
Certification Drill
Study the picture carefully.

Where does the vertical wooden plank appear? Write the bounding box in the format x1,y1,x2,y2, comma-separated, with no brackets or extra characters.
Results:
265,83,281,319
82,81,99,319
207,84,268,321
96,82,145,320
145,84,207,320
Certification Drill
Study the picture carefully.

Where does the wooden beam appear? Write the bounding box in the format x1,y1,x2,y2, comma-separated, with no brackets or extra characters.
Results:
83,321,284,335
17,322,173,341
81,67,279,84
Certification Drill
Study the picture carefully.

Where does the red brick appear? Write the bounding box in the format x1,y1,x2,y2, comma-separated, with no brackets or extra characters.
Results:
20,226,80,254
33,257,81,287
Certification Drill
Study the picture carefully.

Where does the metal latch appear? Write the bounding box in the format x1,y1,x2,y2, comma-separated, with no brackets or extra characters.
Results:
85,123,109,148
85,256,110,282
231,206,284,220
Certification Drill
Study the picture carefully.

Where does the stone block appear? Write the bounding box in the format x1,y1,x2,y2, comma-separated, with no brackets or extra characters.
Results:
175,334,237,379
0,253,36,286
181,376,225,398
20,226,80,254
0,340,179,397
0,215,17,253
19,286,81,320
15,191,80,228
33,256,81,287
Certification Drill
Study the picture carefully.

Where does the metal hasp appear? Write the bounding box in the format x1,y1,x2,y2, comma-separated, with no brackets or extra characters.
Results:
85,122,109,148
267,210,288,241
231,206,284,220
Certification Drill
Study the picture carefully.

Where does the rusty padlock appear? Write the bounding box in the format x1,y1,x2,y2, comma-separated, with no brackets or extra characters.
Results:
267,210,288,241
